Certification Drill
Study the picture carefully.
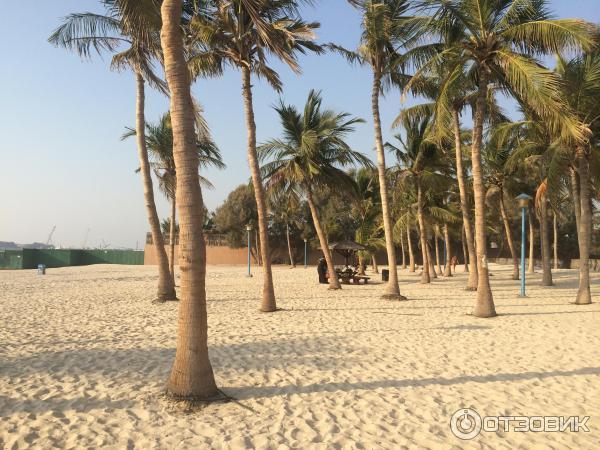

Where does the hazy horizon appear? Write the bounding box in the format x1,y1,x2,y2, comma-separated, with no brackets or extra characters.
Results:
1,0,598,249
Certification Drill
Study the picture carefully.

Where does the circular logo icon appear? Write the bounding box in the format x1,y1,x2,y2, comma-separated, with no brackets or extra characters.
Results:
450,408,482,440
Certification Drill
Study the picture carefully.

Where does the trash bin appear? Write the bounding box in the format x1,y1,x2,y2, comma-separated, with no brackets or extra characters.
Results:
382,269,389,282
37,264,46,275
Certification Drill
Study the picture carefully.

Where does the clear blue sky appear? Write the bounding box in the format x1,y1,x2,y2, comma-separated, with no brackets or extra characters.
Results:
0,0,598,248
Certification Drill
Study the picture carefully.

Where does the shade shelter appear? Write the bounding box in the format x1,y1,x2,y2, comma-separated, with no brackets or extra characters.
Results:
320,241,366,266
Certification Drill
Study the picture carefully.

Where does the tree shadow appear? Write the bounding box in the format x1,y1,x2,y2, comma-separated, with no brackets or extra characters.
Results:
500,310,598,317
0,395,136,416
223,366,600,400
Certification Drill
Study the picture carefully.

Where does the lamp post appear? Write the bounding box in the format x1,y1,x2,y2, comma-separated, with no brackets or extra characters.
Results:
516,193,532,297
304,238,308,269
246,224,252,277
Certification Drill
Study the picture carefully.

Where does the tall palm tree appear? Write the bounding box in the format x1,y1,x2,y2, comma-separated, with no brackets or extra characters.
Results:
49,0,178,302
414,0,596,317
484,128,520,280
351,168,385,274
504,113,560,286
329,0,421,300
188,0,322,312
552,50,600,304
267,186,302,268
122,112,225,280
388,112,438,283
160,0,218,400
392,186,417,272
259,90,371,290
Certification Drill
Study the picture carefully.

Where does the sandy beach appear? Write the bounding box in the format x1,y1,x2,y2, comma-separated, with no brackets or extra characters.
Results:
1,263,599,449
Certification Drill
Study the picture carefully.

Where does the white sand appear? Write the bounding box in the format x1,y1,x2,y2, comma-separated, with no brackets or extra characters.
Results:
1,263,599,449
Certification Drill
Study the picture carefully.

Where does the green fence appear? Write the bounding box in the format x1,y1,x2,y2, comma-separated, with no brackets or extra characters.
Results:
0,249,144,270
0,250,25,269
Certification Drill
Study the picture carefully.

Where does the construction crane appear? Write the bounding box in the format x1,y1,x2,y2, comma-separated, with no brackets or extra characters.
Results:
46,226,56,247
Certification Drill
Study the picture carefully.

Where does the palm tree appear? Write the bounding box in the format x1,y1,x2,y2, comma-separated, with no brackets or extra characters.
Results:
484,128,520,280
351,168,385,274
552,50,600,304
122,112,224,280
392,187,417,272
414,0,596,317
49,0,178,302
160,0,218,400
259,90,371,290
329,0,421,300
188,0,321,312
267,187,302,268
388,111,439,283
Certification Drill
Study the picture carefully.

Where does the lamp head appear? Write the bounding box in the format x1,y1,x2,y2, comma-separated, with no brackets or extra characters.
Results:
516,193,532,209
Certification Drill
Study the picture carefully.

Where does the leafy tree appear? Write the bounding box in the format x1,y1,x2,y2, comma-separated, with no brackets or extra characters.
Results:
188,0,322,312
350,168,385,274
123,111,224,280
484,126,521,280
49,0,177,302
412,0,596,317
551,49,600,304
214,185,258,248
259,90,371,290
329,0,422,300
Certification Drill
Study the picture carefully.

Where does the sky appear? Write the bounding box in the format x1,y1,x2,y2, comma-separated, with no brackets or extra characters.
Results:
0,0,598,249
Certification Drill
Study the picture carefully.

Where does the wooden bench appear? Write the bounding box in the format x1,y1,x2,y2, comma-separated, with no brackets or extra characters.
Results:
352,275,370,284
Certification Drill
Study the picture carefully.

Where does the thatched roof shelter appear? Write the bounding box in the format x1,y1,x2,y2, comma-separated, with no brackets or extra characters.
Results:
319,241,366,265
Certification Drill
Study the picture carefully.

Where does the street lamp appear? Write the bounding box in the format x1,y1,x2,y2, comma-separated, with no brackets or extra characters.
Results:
304,238,308,269
516,193,532,297
246,224,253,277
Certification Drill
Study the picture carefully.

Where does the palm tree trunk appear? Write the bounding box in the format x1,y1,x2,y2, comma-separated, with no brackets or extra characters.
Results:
570,167,582,233
372,254,379,274
170,196,176,282
498,189,519,280
444,224,452,277
575,148,592,304
462,225,469,272
399,228,406,269
553,211,558,270
135,72,176,302
358,254,366,275
434,225,442,274
416,178,430,284
539,193,553,286
371,71,403,299
453,108,478,290
306,188,341,290
160,0,217,399
427,241,438,279
471,76,496,317
254,230,261,266
528,207,535,273
286,222,295,268
241,67,276,312
406,223,415,272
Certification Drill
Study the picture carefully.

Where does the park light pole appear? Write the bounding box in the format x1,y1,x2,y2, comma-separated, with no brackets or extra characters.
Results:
516,193,532,297
304,238,308,269
246,224,252,277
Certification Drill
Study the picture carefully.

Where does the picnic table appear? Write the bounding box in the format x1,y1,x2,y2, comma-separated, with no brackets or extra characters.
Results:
334,267,370,285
